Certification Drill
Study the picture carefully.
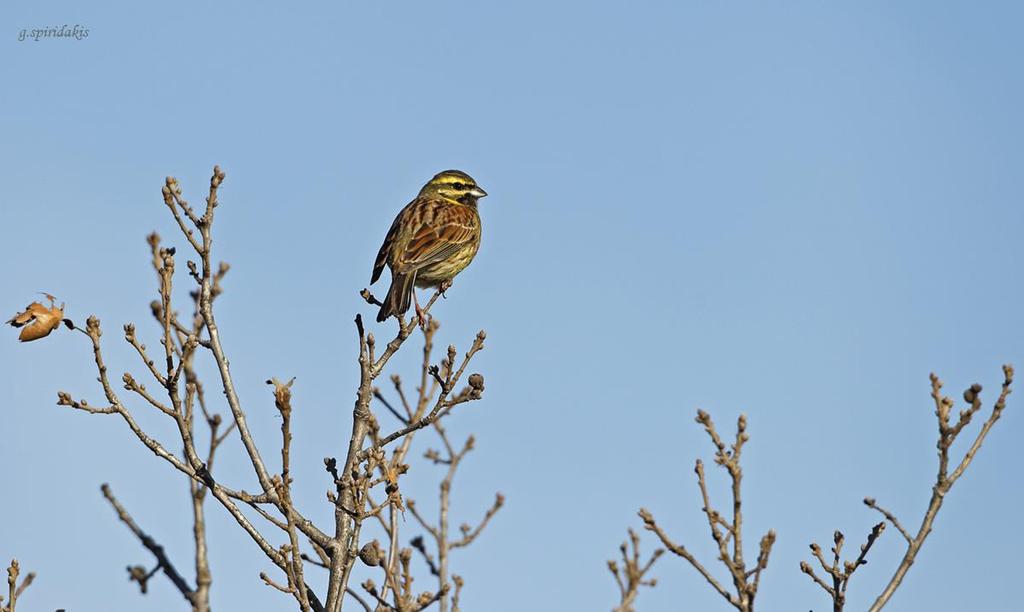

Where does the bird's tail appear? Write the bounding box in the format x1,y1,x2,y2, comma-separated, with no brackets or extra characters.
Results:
377,272,416,322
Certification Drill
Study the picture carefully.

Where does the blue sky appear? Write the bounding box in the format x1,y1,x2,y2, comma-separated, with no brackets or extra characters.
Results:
2,1,1022,610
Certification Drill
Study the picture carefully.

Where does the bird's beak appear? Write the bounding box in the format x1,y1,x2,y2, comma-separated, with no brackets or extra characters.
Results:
469,186,488,198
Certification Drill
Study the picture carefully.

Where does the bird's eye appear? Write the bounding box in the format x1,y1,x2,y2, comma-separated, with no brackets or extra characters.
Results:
451,182,465,190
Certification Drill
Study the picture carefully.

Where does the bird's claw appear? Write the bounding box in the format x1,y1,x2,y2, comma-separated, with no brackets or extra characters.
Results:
415,306,429,331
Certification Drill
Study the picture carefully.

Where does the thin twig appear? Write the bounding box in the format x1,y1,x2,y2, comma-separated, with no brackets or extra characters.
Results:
100,483,196,602
800,523,885,611
608,528,663,612
3,560,35,612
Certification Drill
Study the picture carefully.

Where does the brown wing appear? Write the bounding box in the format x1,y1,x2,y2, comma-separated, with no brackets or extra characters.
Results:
371,213,403,285
371,197,480,282
393,200,479,274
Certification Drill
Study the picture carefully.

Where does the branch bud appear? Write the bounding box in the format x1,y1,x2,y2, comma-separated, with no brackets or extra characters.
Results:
359,540,383,566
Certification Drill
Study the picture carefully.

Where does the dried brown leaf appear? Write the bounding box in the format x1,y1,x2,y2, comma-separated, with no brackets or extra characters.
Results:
7,294,65,342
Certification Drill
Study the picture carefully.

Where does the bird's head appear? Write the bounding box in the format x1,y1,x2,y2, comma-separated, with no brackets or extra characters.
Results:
419,170,488,205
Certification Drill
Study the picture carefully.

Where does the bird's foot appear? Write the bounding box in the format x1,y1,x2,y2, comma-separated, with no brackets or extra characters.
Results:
413,292,428,331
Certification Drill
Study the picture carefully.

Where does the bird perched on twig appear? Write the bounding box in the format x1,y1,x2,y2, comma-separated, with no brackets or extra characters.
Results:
371,170,487,322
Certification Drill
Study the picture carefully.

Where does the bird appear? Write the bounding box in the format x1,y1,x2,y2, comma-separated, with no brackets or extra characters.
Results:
371,170,487,322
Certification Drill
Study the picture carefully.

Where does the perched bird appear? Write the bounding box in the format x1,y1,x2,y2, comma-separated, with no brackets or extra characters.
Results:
372,170,487,322
7,293,65,342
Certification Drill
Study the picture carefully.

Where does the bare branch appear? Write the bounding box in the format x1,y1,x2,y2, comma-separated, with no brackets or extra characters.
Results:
866,366,1013,611
100,483,196,603
638,411,772,612
360,331,486,459
863,498,911,544
608,528,663,612
41,166,500,612
801,523,885,611
449,493,505,549
3,560,35,612
639,507,736,605
269,377,312,612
